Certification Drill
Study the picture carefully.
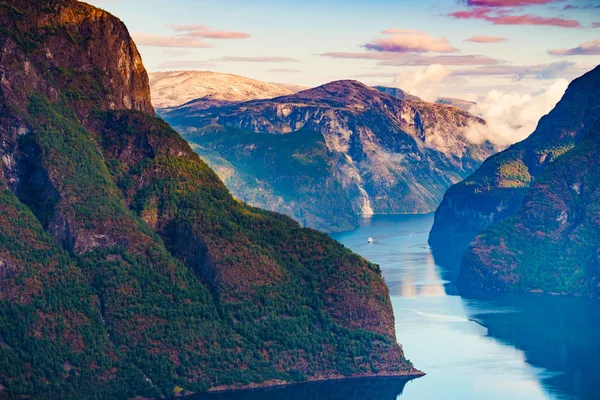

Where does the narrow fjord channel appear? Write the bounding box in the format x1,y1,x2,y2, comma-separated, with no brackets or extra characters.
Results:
194,214,600,400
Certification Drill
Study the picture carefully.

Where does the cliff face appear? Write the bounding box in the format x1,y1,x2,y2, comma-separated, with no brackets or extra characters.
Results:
459,120,600,297
0,1,419,398
162,80,497,232
429,66,600,263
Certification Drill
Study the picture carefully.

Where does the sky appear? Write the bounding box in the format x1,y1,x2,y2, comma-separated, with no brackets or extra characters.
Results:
86,0,599,143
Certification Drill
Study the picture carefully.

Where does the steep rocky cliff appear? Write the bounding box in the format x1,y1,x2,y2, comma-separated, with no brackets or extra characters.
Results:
162,80,497,232
459,119,600,296
0,1,420,398
429,66,600,265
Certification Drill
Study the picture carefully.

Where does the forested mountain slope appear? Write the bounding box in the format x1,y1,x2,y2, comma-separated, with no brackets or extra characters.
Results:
0,1,419,398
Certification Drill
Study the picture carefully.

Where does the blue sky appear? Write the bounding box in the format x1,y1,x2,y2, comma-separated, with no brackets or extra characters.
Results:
88,0,599,101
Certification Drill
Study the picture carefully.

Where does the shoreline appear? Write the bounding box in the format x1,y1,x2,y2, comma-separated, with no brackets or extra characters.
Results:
202,370,426,395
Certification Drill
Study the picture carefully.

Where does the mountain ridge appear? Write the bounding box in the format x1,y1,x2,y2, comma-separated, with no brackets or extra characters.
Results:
162,79,498,232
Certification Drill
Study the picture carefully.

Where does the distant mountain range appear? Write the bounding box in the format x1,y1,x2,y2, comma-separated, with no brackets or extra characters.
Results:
373,86,422,101
149,71,301,108
159,79,498,232
430,65,600,297
435,97,476,112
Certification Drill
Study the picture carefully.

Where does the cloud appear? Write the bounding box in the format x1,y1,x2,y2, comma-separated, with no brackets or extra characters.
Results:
381,28,429,35
133,33,211,48
594,22,600,28
215,56,298,63
392,64,453,101
166,24,251,39
548,38,600,56
380,55,501,66
449,8,582,28
465,35,506,43
461,79,568,146
320,52,500,65
463,0,563,6
167,24,208,32
453,61,579,79
564,4,600,10
364,29,458,53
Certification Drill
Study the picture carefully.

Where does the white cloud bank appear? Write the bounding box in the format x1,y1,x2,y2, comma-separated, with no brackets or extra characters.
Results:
392,64,454,101
462,79,569,146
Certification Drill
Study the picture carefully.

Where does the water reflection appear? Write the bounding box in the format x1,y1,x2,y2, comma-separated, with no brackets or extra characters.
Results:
463,294,600,400
332,214,600,400
190,377,408,400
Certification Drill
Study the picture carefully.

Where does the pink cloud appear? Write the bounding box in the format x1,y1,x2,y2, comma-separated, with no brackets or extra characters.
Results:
464,0,562,6
381,28,428,35
548,38,600,55
594,22,600,28
449,8,582,28
465,35,506,43
564,4,600,10
453,61,581,79
185,30,250,39
365,30,458,53
216,56,298,63
166,24,251,39
320,52,500,65
133,34,211,48
491,14,581,27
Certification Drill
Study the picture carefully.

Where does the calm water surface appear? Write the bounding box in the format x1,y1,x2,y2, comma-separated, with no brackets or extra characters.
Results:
194,214,600,400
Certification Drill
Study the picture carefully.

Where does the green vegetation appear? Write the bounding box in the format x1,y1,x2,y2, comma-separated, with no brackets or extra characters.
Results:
497,160,531,188
0,2,415,398
460,120,600,297
181,125,358,232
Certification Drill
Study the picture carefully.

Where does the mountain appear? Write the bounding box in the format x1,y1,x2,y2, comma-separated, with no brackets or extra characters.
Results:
149,71,297,108
435,97,476,112
459,119,600,296
429,66,600,269
161,80,498,232
373,86,422,101
0,1,421,398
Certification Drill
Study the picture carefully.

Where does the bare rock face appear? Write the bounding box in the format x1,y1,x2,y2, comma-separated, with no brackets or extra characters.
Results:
0,0,155,252
149,70,297,108
162,80,498,231
0,0,153,117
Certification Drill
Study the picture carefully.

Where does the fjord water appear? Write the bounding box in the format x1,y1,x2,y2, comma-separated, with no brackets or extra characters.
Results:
194,214,600,400
332,214,600,400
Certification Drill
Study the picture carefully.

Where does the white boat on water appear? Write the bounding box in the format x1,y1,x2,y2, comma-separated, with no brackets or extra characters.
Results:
368,237,373,243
